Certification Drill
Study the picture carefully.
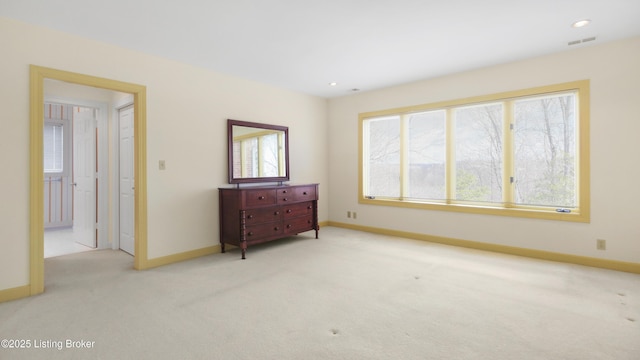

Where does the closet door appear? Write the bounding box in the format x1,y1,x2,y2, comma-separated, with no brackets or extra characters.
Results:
119,105,135,255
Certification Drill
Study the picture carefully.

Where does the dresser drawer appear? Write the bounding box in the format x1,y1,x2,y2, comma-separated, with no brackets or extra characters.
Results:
245,189,277,207
284,216,314,234
277,185,317,204
245,222,284,239
245,207,283,224
276,187,295,203
293,185,316,202
283,202,314,219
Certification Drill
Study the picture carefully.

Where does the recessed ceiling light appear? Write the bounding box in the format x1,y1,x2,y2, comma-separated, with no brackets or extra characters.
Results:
329,82,338,86
572,19,591,28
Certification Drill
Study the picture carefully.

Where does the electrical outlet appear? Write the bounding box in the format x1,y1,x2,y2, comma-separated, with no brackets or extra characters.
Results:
347,211,351,218
353,212,357,219
596,239,606,250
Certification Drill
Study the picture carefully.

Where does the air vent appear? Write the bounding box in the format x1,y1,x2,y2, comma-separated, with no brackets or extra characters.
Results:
568,36,597,46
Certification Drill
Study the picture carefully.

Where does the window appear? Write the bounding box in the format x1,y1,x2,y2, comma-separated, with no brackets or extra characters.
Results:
364,115,401,198
513,94,577,208
407,110,446,200
44,103,72,176
454,103,503,203
360,81,589,222
44,121,64,174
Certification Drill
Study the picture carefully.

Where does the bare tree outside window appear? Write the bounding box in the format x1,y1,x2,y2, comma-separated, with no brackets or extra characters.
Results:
360,82,585,219
366,116,400,198
514,94,576,208
408,111,446,200
259,133,279,177
454,103,503,202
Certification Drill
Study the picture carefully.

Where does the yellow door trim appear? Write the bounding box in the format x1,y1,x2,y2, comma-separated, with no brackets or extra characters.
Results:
29,65,149,296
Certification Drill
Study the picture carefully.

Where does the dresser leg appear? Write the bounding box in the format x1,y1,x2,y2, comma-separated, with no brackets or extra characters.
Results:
221,242,226,253
241,242,247,260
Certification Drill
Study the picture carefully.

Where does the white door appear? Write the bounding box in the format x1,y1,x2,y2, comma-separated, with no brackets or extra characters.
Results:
72,107,97,248
119,105,135,255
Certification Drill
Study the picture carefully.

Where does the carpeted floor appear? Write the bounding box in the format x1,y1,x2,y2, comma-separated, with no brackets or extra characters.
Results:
1,227,639,359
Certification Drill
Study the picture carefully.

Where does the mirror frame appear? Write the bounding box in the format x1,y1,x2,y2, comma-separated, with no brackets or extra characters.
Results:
227,119,290,184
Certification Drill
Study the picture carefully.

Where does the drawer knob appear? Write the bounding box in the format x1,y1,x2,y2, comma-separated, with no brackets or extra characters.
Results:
274,227,279,231
307,206,312,209
303,192,307,195
287,209,292,213
282,190,287,194
248,232,254,236
247,215,254,219
282,198,288,201
274,211,280,215
258,196,265,200
287,224,291,228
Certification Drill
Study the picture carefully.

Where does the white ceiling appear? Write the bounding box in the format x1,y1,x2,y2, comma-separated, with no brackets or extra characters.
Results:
2,0,639,98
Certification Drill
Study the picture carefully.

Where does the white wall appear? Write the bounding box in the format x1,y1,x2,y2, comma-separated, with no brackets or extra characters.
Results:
328,36,640,263
0,17,328,292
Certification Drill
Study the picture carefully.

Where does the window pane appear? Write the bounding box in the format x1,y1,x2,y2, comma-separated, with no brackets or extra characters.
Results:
454,103,503,202
514,93,577,208
248,138,259,176
232,141,242,178
366,116,400,197
407,110,446,200
44,123,64,173
234,138,259,177
261,133,279,177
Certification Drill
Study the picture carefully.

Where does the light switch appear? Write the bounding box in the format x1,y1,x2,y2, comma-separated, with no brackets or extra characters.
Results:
159,160,166,170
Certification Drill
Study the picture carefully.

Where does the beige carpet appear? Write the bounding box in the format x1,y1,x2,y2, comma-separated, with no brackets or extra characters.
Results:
1,227,639,360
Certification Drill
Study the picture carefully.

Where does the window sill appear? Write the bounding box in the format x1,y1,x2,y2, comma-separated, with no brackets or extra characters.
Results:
359,197,589,223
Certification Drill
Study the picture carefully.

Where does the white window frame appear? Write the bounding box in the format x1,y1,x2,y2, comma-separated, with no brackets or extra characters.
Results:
43,118,71,177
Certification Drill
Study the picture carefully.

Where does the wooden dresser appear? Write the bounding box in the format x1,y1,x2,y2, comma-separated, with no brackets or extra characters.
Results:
218,184,319,259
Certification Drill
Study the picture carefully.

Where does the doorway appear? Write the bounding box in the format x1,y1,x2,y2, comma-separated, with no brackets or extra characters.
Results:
42,96,132,258
29,65,149,296
43,102,99,258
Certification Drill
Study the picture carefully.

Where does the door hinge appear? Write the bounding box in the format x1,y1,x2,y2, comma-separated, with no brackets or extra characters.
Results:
509,123,514,130
510,176,514,184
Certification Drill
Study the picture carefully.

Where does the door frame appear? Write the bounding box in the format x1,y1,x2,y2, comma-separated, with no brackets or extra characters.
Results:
29,65,149,295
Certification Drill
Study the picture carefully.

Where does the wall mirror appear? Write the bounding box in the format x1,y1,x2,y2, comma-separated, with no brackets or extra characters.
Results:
227,119,289,184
